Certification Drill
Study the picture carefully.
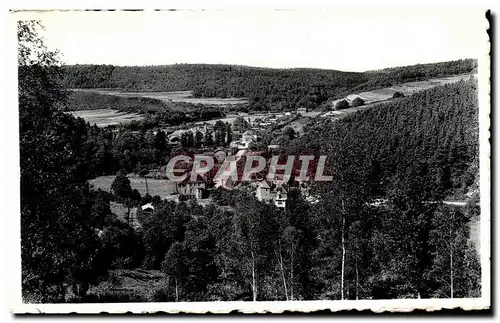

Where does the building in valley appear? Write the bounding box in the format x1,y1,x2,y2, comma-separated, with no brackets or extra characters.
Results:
178,175,209,200
255,180,288,209
296,107,308,115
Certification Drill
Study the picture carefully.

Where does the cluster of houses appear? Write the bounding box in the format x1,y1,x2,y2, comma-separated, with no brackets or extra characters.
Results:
144,145,313,209
229,130,258,150
141,108,316,209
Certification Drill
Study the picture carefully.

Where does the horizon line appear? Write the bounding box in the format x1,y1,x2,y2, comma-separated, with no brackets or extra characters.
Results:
59,57,477,73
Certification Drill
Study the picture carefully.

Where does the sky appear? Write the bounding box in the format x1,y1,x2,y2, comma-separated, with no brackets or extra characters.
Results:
12,9,488,72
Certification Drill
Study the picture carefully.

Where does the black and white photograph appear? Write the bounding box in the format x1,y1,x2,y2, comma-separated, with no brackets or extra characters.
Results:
5,6,491,314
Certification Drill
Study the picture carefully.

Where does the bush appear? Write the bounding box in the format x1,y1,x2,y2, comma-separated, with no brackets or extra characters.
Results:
334,99,350,110
393,91,405,98
351,97,365,107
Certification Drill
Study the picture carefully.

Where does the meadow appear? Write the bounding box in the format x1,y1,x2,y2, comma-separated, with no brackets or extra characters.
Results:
89,174,178,199
69,108,143,127
332,73,474,107
72,89,248,105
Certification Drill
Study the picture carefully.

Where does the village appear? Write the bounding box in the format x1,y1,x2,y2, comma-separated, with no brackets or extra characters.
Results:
136,108,320,211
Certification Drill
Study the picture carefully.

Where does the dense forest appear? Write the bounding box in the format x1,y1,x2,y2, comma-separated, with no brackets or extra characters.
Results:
20,21,481,303
285,78,479,201
61,60,476,111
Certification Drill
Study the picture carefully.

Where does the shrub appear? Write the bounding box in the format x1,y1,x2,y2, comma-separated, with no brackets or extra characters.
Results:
334,99,350,110
351,97,365,107
393,91,405,98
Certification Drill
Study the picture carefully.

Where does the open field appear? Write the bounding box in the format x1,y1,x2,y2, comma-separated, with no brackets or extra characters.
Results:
72,89,248,105
69,108,143,127
89,174,178,199
194,113,273,125
324,74,475,120
331,74,475,107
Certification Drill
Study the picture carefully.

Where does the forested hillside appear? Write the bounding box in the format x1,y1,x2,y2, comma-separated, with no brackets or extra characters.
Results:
354,60,478,92
61,60,476,111
288,79,479,201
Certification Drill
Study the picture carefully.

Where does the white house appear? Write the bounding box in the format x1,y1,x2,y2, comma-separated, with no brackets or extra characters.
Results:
141,203,155,211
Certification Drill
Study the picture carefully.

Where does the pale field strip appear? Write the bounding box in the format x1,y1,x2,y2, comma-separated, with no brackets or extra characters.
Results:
331,73,475,107
72,88,249,105
89,174,178,199
69,108,143,127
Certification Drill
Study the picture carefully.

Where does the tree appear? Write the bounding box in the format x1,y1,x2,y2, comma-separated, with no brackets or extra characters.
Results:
100,219,145,269
284,127,296,140
186,131,194,148
19,21,105,302
277,226,302,300
180,131,194,148
351,97,365,107
130,188,142,202
226,122,233,145
214,121,227,147
335,99,350,110
393,91,405,98
137,165,150,196
154,130,167,151
427,206,479,298
194,130,204,148
161,242,186,302
111,172,132,199
154,130,168,162
232,116,249,133
345,220,366,300
182,216,218,300
309,132,370,300
141,193,152,205
91,190,112,229
228,190,281,301
204,128,214,147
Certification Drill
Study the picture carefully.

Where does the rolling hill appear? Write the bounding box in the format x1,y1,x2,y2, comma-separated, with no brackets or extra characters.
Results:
61,59,476,112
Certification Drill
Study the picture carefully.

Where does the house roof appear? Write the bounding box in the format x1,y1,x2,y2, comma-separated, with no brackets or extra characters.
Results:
276,183,289,193
179,173,208,186
141,203,155,211
257,180,272,189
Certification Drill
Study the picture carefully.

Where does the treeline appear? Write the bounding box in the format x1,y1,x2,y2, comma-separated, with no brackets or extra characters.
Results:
24,114,237,180
61,60,476,111
62,115,242,177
